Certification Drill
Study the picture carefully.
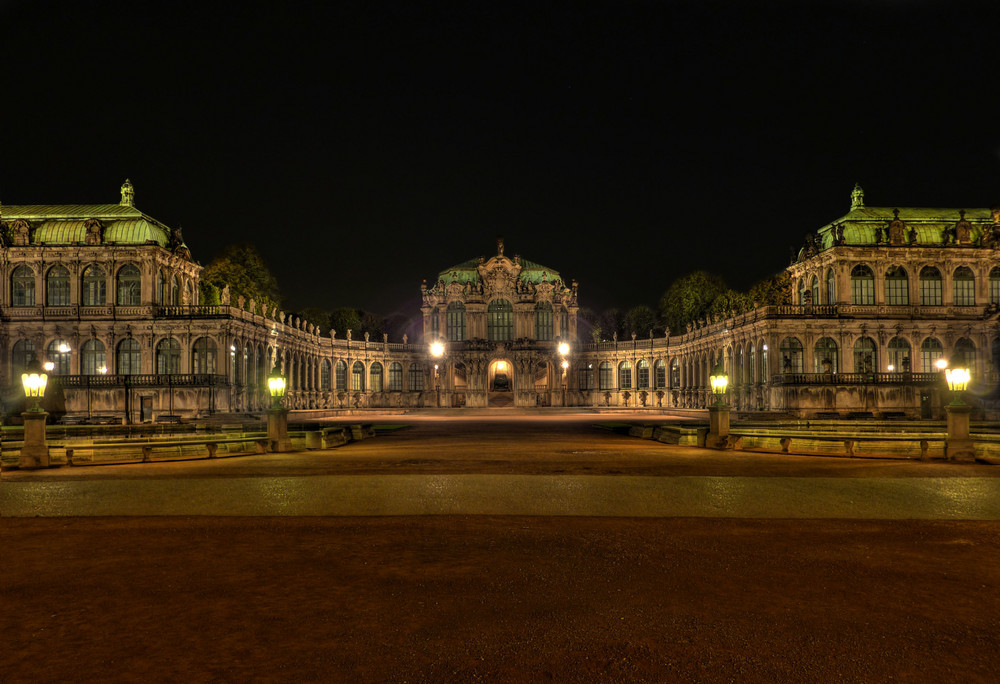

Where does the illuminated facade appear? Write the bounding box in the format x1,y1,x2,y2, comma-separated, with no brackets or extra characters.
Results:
3,182,999,420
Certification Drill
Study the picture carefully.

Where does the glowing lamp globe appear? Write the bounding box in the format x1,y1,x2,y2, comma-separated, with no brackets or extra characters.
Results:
561,359,569,370
21,357,48,411
430,341,445,358
266,364,286,408
935,358,948,371
709,362,728,396
945,367,970,393
557,342,570,356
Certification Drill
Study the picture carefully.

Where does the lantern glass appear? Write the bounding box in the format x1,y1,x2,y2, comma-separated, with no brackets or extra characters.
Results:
266,365,286,407
945,367,969,392
430,341,445,358
557,342,570,356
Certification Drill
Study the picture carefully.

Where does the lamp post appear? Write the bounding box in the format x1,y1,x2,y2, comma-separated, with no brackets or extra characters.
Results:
20,356,51,469
707,360,730,448
266,363,291,452
557,341,570,407
943,364,974,461
430,340,444,408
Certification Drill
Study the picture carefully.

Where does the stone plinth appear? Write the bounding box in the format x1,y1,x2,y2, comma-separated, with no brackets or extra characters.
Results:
19,410,51,469
707,404,731,448
945,403,975,461
267,408,292,452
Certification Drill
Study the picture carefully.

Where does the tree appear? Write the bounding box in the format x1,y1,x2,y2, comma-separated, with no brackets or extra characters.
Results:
623,305,661,338
658,271,727,334
598,308,623,341
300,307,332,335
328,308,362,338
749,271,792,306
201,243,282,312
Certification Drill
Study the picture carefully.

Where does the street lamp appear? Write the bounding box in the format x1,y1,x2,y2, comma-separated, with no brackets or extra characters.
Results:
429,340,445,407
945,366,970,404
707,360,731,448
20,356,51,468
941,362,974,461
266,363,291,452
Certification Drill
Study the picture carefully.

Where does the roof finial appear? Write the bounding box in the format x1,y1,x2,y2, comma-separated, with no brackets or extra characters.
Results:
120,179,135,207
850,182,864,210
497,236,504,256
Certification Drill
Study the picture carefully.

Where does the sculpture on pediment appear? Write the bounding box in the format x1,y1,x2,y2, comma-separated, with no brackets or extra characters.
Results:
237,295,245,309
955,210,972,245
84,218,104,245
887,210,907,245
907,225,918,245
221,285,231,305
11,219,31,246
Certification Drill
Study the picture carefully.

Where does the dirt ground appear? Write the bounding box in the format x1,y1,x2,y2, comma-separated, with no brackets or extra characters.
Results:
3,516,1000,683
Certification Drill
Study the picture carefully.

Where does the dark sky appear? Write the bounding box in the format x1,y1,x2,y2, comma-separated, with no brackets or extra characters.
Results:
3,0,1000,317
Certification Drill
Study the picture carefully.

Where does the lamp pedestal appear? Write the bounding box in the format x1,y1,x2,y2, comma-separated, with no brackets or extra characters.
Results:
267,407,291,453
707,404,730,448
945,402,974,461
20,411,51,469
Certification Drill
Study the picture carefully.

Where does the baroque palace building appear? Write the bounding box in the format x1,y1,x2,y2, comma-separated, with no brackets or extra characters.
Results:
2,181,1000,421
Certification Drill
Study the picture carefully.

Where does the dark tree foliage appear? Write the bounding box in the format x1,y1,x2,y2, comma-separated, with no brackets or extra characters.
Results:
623,305,662,338
300,307,332,335
749,271,792,306
598,308,623,341
658,271,727,334
328,307,362,338
201,243,282,313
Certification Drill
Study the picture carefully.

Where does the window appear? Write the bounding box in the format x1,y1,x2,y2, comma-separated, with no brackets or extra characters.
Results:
797,279,806,305
171,275,181,305
320,360,331,391
12,339,36,375
117,338,141,375
761,343,769,380
953,267,975,306
46,265,71,306
388,362,403,391
810,275,819,304
920,337,943,373
185,281,193,306
670,359,680,387
618,361,632,389
826,268,836,304
654,360,666,388
12,265,35,307
117,265,141,305
920,267,942,306
850,265,874,305
559,308,569,338
887,337,911,372
335,360,347,390
446,302,466,342
352,361,365,391
488,299,513,341
156,338,181,374
370,362,383,392
853,337,877,373
779,337,804,373
579,364,594,390
535,301,553,341
82,339,107,375
815,337,838,373
429,309,440,338
954,338,977,377
598,361,613,390
748,345,756,384
192,337,217,374
408,363,425,391
991,267,1000,305
157,270,166,304
885,266,909,306
47,339,71,374
636,360,650,389
82,265,107,306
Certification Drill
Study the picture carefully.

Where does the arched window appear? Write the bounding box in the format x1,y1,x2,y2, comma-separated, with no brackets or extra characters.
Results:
47,339,71,375
351,361,365,391
408,363,425,391
990,267,1000,305
636,359,650,389
797,279,806,305
814,337,838,373
779,337,803,373
953,266,975,306
488,299,513,342
887,337,911,372
192,337,217,374
45,265,70,306
171,275,181,305
885,266,909,306
370,362,384,392
761,342,769,380
117,338,141,375
748,344,756,384
82,265,107,306
12,265,35,307
156,338,181,375
335,360,347,390
185,280,194,306
810,275,819,304
954,338,977,377
618,360,632,389
157,270,166,304
850,264,874,305
654,360,666,389
853,336,877,373
320,359,331,391
446,301,466,342
579,363,594,390
598,361,613,390
117,265,141,305
920,337,943,373
535,301,553,340
826,268,836,304
559,308,569,338
388,362,403,391
670,358,680,387
81,339,107,375
429,308,440,338
12,339,36,375
919,267,942,306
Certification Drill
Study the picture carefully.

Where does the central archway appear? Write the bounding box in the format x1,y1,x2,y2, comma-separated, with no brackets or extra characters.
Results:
488,358,514,407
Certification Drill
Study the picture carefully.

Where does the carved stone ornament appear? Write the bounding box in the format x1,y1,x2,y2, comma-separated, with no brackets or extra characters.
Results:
220,285,231,305
11,218,31,245
445,279,465,302
477,254,522,300
534,280,554,302
84,218,104,245
888,209,906,246
955,210,972,245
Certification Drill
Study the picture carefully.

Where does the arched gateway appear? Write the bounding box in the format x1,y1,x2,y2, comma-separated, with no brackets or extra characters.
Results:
421,240,579,407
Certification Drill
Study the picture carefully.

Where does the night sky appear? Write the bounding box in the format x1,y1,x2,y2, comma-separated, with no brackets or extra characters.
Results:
3,0,1000,318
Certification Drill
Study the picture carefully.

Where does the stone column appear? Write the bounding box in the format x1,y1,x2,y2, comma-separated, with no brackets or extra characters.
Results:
19,411,51,469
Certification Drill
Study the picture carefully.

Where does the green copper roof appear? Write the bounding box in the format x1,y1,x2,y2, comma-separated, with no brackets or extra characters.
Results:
2,203,175,248
437,256,564,286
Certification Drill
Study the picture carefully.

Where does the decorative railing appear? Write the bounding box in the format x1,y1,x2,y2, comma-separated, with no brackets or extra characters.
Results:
771,372,943,385
153,305,230,318
50,374,229,388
